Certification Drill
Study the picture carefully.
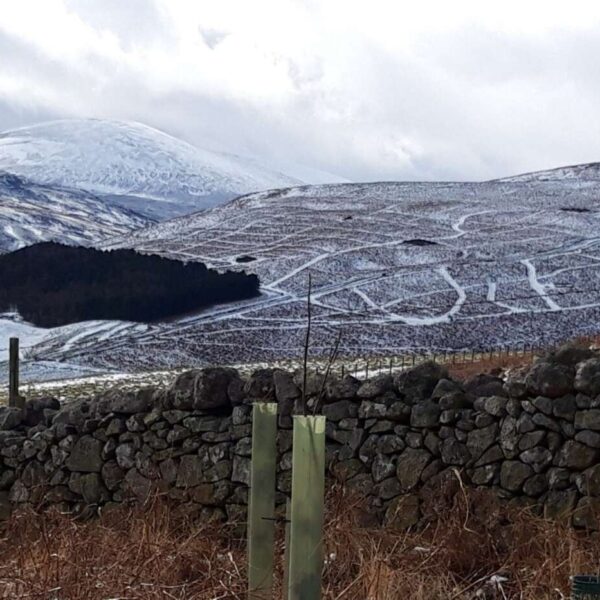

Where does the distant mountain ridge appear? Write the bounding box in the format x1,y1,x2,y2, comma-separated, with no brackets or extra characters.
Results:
0,171,150,253
0,119,323,219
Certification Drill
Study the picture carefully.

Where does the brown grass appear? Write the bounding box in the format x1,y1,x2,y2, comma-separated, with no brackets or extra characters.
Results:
1,487,600,599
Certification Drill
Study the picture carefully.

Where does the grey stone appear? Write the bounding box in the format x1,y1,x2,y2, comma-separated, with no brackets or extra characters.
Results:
576,464,600,496
474,444,504,467
231,456,250,485
101,460,124,491
115,443,136,470
544,489,577,521
575,410,600,431
520,447,553,473
483,396,508,417
553,395,577,420
575,359,600,397
410,402,440,428
374,477,401,500
532,396,553,415
547,467,571,490
573,496,600,529
471,464,498,486
466,423,498,460
322,400,357,421
556,441,598,470
500,461,533,492
519,430,546,451
532,413,561,432
0,407,23,430
273,370,300,402
523,473,547,497
385,494,420,530
331,459,365,482
372,453,396,482
325,375,360,400
575,430,600,448
394,361,448,404
65,436,103,472
499,416,519,458
396,448,431,491
440,439,470,466
358,401,387,419
357,374,394,399
525,361,574,398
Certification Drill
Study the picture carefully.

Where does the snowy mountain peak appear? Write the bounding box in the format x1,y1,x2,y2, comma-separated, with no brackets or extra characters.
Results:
0,118,313,218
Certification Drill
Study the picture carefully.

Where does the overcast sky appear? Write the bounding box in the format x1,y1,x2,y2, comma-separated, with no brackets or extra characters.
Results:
1,0,600,182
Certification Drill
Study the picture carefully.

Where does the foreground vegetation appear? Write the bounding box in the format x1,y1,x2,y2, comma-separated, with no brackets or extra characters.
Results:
1,487,599,599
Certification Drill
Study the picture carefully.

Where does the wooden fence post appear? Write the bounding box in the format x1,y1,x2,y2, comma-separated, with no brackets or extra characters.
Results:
248,402,278,600
8,337,20,408
287,415,326,600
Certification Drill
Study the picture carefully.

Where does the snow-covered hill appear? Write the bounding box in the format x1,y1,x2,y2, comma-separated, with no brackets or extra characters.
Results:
496,162,600,183
18,176,597,377
0,171,150,253
0,119,338,219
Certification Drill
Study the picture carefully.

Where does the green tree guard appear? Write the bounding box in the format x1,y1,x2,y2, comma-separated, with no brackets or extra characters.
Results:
287,415,326,600
248,402,278,599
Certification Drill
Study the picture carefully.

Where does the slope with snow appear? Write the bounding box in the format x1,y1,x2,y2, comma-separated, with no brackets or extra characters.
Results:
18,173,595,375
0,171,150,253
0,119,330,219
495,162,600,183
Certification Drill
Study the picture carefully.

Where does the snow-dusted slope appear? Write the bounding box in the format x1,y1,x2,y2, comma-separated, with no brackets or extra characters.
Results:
495,162,600,183
0,171,150,253
0,119,312,219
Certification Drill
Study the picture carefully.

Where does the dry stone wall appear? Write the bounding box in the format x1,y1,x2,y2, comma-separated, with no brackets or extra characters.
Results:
2,344,600,528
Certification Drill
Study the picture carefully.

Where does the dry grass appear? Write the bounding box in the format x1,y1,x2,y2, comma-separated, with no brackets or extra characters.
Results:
1,487,600,599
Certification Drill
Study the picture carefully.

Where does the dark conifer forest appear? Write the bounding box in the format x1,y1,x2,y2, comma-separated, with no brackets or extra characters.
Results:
0,242,260,327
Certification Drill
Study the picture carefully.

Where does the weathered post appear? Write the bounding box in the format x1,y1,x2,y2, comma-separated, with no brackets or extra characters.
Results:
287,415,326,600
248,402,278,600
8,337,20,408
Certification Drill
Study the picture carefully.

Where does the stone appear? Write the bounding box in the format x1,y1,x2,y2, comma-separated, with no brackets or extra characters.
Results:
547,467,571,490
575,410,600,431
273,370,300,402
552,343,595,366
519,430,546,451
65,436,103,472
394,361,448,404
405,432,423,448
471,464,498,486
516,413,535,434
500,461,533,492
519,447,553,473
372,453,396,482
553,395,577,420
544,489,577,521
556,441,598,470
525,361,574,398
575,358,600,397
332,459,365,482
358,401,387,419
385,494,420,529
385,402,411,423
431,378,462,400
466,423,498,460
499,416,519,459
532,413,561,432
440,439,470,465
374,477,401,500
396,448,431,491
575,430,600,448
115,443,136,470
474,444,504,467
577,464,600,496
101,461,124,491
0,407,23,431
190,482,231,505
123,468,154,501
9,480,29,503
357,374,394,399
464,374,506,398
231,456,250,485
358,435,379,465
377,434,405,454
410,402,440,428
96,388,152,415
474,413,495,428
532,396,553,415
176,455,205,488
322,400,357,421
325,374,360,400
483,396,507,417
70,473,109,504
573,496,600,530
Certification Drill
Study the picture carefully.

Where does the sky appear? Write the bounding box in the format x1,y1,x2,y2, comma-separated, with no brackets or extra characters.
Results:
1,0,600,182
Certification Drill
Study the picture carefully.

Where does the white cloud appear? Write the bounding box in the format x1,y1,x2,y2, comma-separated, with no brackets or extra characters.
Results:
1,0,600,181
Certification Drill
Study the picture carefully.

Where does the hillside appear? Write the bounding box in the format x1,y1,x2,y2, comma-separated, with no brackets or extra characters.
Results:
25,174,595,373
496,161,600,183
0,119,312,219
0,171,150,253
